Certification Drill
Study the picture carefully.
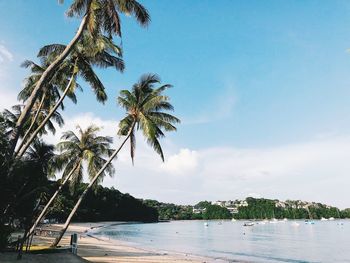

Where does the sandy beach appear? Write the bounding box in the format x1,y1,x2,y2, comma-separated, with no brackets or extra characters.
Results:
1,222,222,263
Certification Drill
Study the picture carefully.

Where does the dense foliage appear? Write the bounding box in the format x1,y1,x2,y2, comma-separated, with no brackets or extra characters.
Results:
234,197,345,220
143,200,232,220
143,200,194,220
144,198,350,221
47,183,158,223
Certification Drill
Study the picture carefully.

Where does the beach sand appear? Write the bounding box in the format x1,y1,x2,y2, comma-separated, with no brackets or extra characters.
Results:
1,222,220,263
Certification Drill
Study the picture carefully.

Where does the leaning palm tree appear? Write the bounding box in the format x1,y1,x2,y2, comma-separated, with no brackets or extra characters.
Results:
17,58,78,146
51,73,180,246
16,139,57,259
9,0,150,155
16,33,124,158
27,125,115,239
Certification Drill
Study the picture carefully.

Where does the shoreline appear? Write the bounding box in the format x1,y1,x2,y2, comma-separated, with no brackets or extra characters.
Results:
78,221,228,263
30,221,227,263
84,223,231,263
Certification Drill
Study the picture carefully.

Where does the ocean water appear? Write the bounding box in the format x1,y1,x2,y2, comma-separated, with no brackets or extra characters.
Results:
93,220,350,262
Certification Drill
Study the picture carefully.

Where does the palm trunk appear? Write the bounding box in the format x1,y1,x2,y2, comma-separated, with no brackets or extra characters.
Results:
9,13,89,156
26,164,78,238
15,92,46,154
16,71,77,158
51,122,136,247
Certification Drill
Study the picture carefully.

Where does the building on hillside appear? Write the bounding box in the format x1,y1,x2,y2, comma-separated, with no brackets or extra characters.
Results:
237,200,248,207
212,201,226,207
227,207,239,214
192,207,206,214
275,201,286,208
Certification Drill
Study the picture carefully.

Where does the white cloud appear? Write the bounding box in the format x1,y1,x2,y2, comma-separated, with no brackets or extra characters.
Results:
113,135,350,209
0,43,21,111
42,112,350,209
43,112,118,145
0,44,13,63
0,88,18,111
161,148,198,175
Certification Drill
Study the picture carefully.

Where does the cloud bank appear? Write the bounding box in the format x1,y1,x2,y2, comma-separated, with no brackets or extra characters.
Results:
44,113,350,209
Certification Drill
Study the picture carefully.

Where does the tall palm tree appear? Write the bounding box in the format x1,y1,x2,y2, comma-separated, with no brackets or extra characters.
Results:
27,125,114,239
51,73,180,246
9,0,150,155
16,33,124,158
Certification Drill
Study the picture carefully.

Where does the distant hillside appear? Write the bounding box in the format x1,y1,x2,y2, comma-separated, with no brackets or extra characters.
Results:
46,183,349,222
144,197,350,220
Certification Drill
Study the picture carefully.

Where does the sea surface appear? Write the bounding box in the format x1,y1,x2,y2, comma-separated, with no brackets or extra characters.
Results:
93,219,350,262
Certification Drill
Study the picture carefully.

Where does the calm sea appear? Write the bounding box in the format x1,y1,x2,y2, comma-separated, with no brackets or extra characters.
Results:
93,220,350,262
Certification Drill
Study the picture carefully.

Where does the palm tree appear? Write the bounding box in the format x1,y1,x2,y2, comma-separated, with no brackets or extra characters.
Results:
27,125,115,239
51,73,180,246
16,33,124,158
16,139,57,259
17,58,78,146
2,105,64,140
9,0,150,155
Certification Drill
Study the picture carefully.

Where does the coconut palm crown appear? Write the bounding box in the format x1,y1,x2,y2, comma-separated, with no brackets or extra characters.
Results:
64,0,150,37
56,125,115,190
117,73,180,162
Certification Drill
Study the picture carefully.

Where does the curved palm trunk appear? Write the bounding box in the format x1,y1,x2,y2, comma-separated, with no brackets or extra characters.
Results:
16,92,46,153
9,13,89,156
51,122,135,247
27,164,79,238
16,72,77,158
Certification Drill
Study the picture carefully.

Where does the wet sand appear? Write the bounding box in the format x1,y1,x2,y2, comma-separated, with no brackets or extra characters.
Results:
1,222,220,263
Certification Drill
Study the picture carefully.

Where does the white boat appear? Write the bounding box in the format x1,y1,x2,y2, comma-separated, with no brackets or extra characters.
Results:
283,218,288,221
329,217,335,221
321,217,328,221
204,222,209,227
243,222,254,227
231,218,236,222
305,220,315,225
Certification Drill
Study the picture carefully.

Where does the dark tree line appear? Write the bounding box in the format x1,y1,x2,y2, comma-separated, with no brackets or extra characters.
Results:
47,183,158,223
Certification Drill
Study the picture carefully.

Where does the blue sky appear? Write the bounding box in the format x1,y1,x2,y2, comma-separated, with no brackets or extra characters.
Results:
1,1,350,208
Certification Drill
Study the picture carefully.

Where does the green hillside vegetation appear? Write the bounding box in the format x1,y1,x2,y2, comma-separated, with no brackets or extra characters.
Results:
47,183,158,223
234,197,346,220
144,198,350,220
144,200,231,220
